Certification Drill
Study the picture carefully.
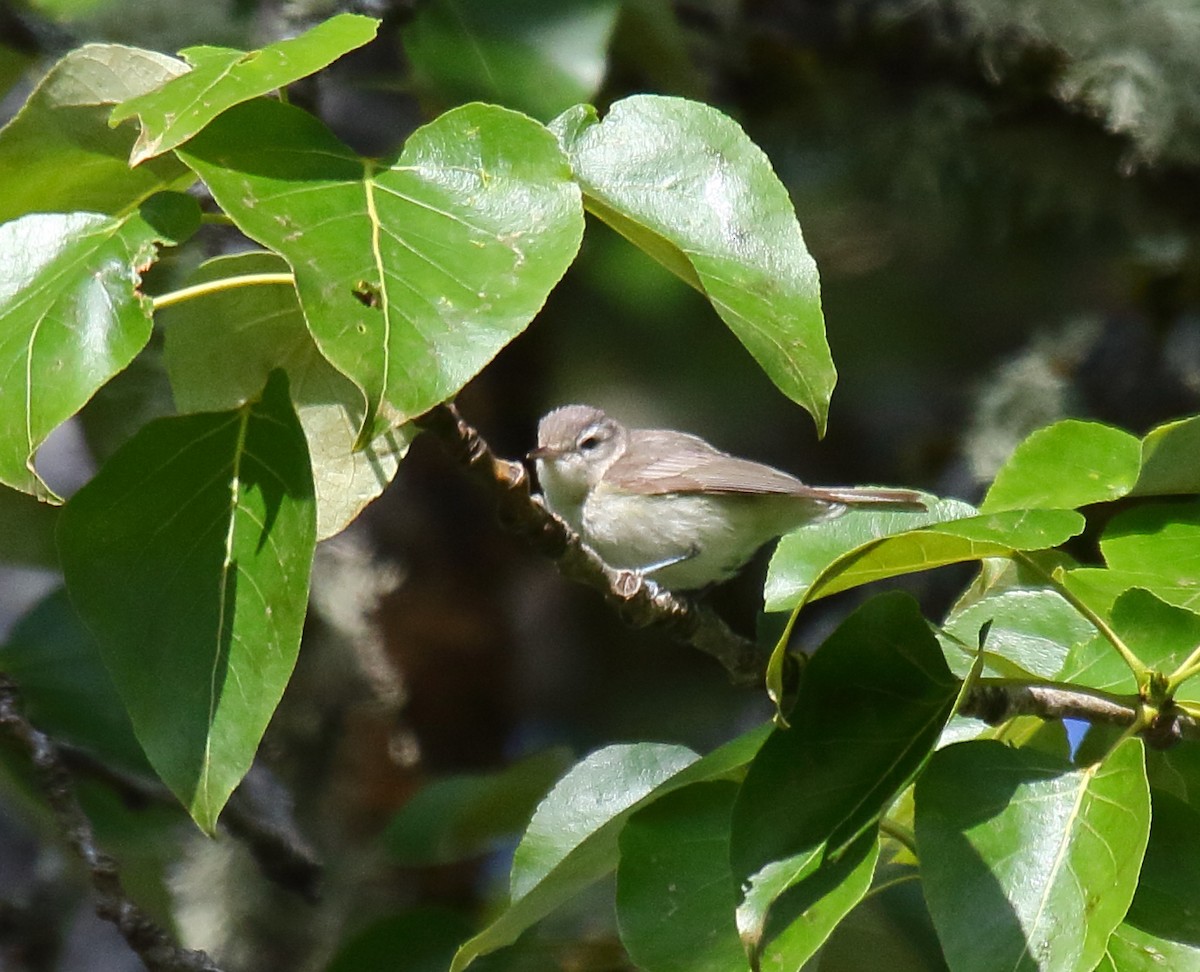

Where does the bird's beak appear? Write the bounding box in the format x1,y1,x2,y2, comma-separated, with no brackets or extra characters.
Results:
527,445,556,461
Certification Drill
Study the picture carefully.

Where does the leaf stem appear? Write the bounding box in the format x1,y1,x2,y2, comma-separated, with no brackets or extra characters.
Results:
879,817,918,856
1012,552,1148,682
151,273,295,312
1167,645,1200,693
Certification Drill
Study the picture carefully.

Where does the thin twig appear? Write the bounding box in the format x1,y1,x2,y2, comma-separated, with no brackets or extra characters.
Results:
960,678,1196,748
0,674,224,972
415,403,764,685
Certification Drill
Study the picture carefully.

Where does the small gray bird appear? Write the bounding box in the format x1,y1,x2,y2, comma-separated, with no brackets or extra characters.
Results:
529,404,926,590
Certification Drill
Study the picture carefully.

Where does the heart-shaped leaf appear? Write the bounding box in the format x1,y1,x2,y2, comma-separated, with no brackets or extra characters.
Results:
553,96,835,434
57,370,316,832
179,99,583,440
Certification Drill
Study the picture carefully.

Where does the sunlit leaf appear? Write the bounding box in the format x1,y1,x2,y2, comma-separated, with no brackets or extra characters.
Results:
57,371,316,832
162,251,409,539
110,13,380,164
180,99,583,440
0,209,165,499
981,419,1140,512
1133,414,1200,497
916,738,1150,972
0,44,191,222
552,95,836,434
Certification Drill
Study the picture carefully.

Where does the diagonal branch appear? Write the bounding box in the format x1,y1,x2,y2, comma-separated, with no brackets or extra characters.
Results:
0,674,224,972
416,403,765,685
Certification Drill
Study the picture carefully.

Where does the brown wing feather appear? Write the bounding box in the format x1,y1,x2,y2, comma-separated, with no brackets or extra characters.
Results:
605,430,926,508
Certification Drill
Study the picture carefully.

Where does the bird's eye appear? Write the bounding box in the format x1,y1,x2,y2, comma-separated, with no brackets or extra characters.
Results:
578,434,601,452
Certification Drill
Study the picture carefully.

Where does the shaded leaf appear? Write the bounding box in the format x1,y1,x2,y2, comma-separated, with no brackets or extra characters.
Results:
1125,788,1200,946
180,99,583,438
916,738,1150,972
981,419,1140,512
162,251,409,539
0,485,60,567
731,593,957,957
110,13,380,164
57,371,316,832
403,0,619,121
384,748,573,865
451,727,769,971
616,781,750,972
326,908,482,972
0,43,191,222
0,587,149,773
552,95,835,434
0,209,164,499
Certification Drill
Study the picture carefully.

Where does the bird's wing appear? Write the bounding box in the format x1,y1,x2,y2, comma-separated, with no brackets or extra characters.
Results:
605,430,809,496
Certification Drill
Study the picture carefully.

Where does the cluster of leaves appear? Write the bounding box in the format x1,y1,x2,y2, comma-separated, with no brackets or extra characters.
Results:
3,12,1200,972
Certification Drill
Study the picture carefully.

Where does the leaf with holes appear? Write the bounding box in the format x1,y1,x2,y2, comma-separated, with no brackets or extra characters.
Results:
179,98,583,442
57,370,316,832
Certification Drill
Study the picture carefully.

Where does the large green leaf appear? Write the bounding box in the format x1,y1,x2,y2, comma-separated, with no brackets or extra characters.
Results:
180,99,583,439
57,370,316,832
764,497,974,612
0,485,60,566
1133,414,1200,497
766,508,1086,612
616,781,750,972
552,95,836,434
451,728,768,971
0,44,191,222
161,250,409,539
0,587,149,773
1100,923,1200,972
916,738,1150,972
402,0,619,120
0,209,165,499
731,593,958,959
384,747,572,865
980,419,1141,512
110,13,380,164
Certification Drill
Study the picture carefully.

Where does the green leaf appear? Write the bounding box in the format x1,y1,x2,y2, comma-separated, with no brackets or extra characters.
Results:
942,587,1095,680
1133,414,1200,497
764,497,975,612
980,419,1141,512
1101,923,1200,972
451,728,769,972
110,13,380,164
731,593,957,957
0,587,149,773
57,371,316,832
402,0,619,121
384,748,573,865
0,209,165,500
552,95,836,435
1067,501,1200,614
744,832,879,971
1126,788,1200,946
916,738,1150,972
0,485,60,567
616,781,750,972
767,507,1084,615
326,908,481,972
0,44,192,222
179,99,583,438
161,251,409,539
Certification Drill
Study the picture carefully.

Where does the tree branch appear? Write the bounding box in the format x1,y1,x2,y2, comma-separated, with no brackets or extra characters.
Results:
960,678,1199,749
416,403,765,685
0,675,224,972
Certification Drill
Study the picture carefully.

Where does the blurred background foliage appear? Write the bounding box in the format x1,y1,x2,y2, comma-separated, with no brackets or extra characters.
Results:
2,0,1200,969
